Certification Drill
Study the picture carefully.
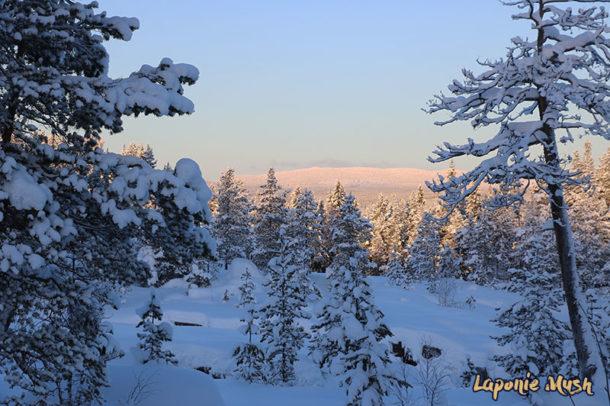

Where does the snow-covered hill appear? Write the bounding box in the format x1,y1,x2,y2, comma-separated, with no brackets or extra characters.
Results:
231,167,454,208
94,259,605,406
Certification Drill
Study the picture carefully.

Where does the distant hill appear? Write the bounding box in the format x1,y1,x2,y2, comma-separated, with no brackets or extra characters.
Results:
223,167,457,209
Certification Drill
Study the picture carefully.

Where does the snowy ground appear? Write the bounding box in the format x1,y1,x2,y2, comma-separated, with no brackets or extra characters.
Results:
94,258,606,406
2,260,602,405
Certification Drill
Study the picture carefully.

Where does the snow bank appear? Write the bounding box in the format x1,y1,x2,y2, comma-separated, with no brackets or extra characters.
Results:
103,363,225,406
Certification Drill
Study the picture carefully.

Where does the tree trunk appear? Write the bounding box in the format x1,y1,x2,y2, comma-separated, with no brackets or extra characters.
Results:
535,4,602,375
541,125,600,380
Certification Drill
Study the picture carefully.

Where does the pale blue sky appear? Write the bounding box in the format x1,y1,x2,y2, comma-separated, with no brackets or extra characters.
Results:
100,1,606,179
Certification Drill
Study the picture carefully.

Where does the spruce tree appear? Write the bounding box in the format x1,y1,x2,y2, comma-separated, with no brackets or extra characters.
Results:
598,147,610,207
252,168,287,270
405,212,442,284
454,201,518,285
136,291,177,365
386,252,408,288
406,186,426,246
233,265,266,383
367,194,394,270
386,199,411,263
285,188,321,298
327,180,347,218
492,267,570,377
311,194,392,405
214,168,252,269
259,227,310,385
566,147,610,290
313,199,333,273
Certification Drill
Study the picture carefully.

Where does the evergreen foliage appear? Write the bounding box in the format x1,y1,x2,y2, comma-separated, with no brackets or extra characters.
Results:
233,265,266,383
214,168,252,269
252,168,287,270
259,227,310,385
136,291,177,365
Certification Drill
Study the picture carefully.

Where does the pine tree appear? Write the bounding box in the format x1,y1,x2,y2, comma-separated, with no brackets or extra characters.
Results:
426,0,609,380
311,258,392,406
259,227,310,385
233,265,266,383
0,2,208,403
148,159,215,286
252,168,287,270
214,168,252,269
136,291,177,365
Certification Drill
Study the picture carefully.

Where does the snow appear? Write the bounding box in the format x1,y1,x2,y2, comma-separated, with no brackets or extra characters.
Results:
3,168,51,211
0,257,606,405
175,157,213,218
102,364,225,406
72,261,604,405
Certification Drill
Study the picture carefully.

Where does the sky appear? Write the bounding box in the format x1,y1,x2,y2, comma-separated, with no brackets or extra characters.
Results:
100,0,608,179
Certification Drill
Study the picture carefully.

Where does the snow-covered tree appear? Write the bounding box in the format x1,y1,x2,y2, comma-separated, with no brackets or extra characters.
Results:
404,212,442,284
386,199,411,262
566,145,610,290
252,168,287,270
147,160,215,286
598,147,610,206
259,227,310,385
214,168,252,269
311,260,393,406
136,291,177,365
313,199,333,273
492,267,570,378
233,265,266,383
432,244,461,306
122,143,158,168
288,187,322,271
327,180,347,218
328,194,375,275
0,2,197,147
511,197,559,281
311,194,392,404
426,0,608,380
386,252,408,288
0,2,212,403
454,201,518,284
406,186,426,245
285,188,321,297
367,194,394,270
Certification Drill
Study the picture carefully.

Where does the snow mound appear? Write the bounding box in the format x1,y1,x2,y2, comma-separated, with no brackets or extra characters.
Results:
103,363,225,406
